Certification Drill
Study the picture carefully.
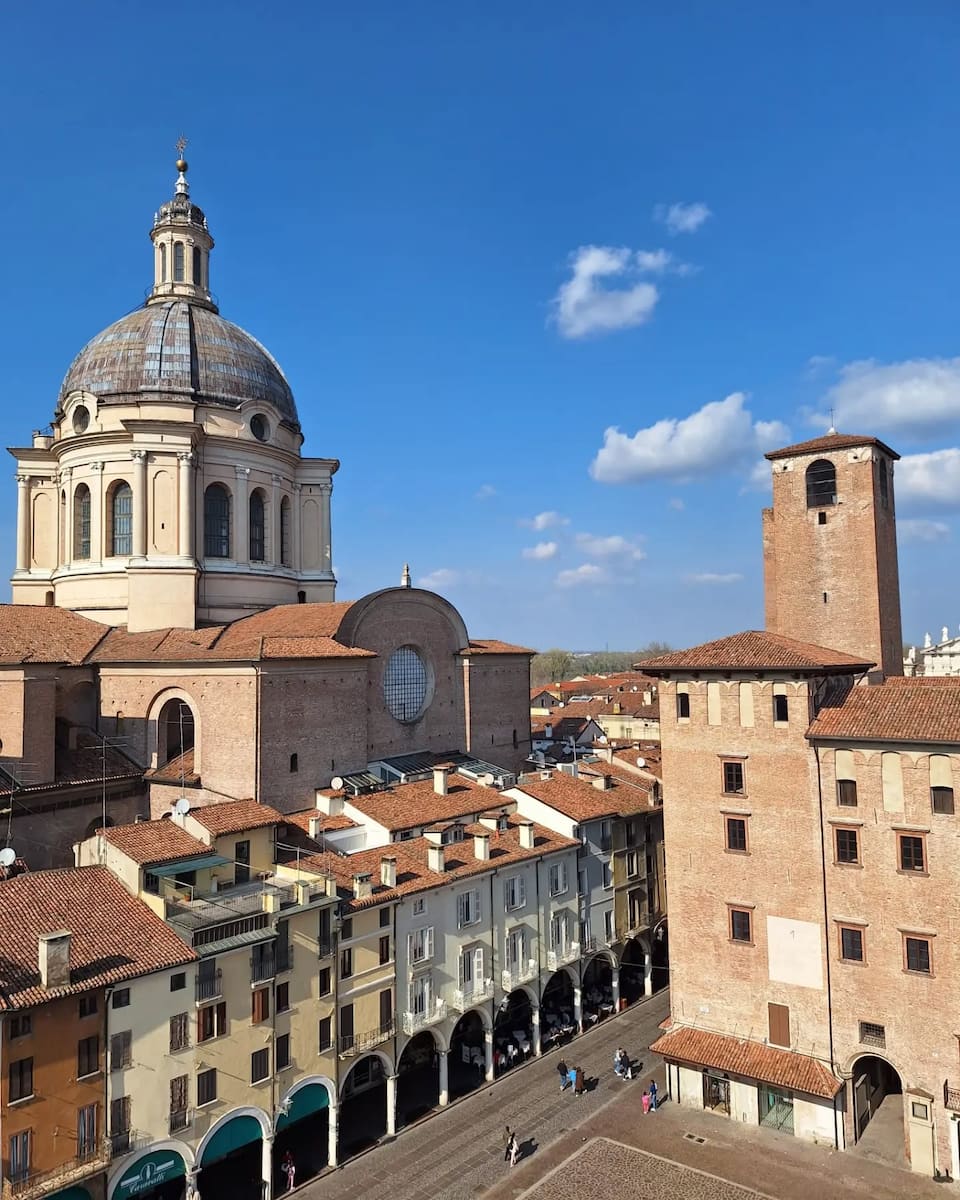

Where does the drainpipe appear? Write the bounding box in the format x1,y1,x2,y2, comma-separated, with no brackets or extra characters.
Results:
488,871,496,1081
814,744,840,1151
255,662,262,804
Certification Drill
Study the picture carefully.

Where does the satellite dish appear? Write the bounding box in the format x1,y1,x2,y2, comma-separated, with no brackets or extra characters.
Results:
0,847,16,868
636,757,646,768
173,798,191,816
330,777,344,791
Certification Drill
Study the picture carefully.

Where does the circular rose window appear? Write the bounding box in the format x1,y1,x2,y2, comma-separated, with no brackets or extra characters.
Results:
383,645,429,723
250,414,269,442
72,405,90,434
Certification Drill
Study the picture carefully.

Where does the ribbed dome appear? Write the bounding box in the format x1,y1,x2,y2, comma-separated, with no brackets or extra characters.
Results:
59,301,298,426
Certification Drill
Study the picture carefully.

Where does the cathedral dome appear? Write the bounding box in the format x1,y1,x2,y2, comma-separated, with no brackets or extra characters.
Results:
58,301,299,427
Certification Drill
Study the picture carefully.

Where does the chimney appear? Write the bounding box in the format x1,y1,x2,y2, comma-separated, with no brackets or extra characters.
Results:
544,724,553,739
474,832,490,861
380,856,397,888
353,872,373,900
309,816,322,839
38,931,71,990
592,773,612,791
427,844,446,873
518,821,535,849
433,766,452,796
479,813,500,831
423,828,443,846
602,746,614,764
263,890,281,913
296,881,313,906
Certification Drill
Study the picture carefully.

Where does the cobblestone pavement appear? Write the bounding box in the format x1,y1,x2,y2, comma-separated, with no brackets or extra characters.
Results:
297,991,671,1200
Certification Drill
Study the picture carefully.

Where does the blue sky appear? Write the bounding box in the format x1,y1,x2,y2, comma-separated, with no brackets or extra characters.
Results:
3,2,960,651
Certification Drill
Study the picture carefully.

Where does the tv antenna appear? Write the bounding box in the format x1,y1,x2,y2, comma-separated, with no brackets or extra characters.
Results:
0,847,16,869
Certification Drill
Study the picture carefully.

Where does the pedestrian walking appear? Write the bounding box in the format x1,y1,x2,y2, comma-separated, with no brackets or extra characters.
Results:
649,1079,658,1111
574,1067,585,1097
567,1067,577,1092
281,1150,295,1193
509,1131,520,1167
501,1125,513,1162
642,1090,651,1115
557,1058,569,1091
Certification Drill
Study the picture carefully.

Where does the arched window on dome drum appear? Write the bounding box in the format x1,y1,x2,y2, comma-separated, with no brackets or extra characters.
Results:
110,482,133,556
204,484,231,559
805,459,837,508
173,241,185,282
280,496,291,566
159,243,167,282
192,245,202,286
249,491,266,562
73,484,91,560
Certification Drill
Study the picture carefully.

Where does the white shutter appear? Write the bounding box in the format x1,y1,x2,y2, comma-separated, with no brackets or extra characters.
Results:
504,932,512,967
407,932,415,962
426,926,434,959
457,893,467,927
559,863,567,893
458,950,467,987
474,946,484,983
471,889,480,923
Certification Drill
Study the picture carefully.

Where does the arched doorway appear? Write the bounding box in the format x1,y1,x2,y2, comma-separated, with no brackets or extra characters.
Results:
619,938,647,1005
852,1056,903,1145
397,1032,440,1127
274,1081,331,1192
339,1055,388,1159
651,922,669,992
156,698,195,767
109,1147,188,1200
540,971,575,1049
449,1010,486,1099
581,955,613,1025
493,990,532,1074
198,1112,265,1200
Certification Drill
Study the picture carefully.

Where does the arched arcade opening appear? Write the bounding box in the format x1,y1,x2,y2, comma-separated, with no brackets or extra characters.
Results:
540,970,576,1050
494,990,532,1074
397,1031,440,1128
273,1081,331,1192
339,1054,388,1159
448,1010,486,1100
197,1111,266,1200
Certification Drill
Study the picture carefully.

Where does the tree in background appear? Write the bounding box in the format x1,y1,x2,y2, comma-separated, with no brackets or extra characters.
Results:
531,643,672,688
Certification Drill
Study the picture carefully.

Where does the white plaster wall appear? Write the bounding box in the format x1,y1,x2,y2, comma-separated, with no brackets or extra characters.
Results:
794,1096,841,1147
731,1079,760,1125
678,1066,704,1109
766,916,824,990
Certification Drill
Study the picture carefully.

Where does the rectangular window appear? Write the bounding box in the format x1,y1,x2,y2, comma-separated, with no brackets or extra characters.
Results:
773,694,789,723
602,860,613,889
722,761,745,794
837,779,858,807
725,816,747,852
79,994,98,1018
408,927,435,964
110,1030,132,1070
839,926,864,962
198,1001,226,1043
379,935,390,965
10,1014,31,1039
768,1002,790,1048
318,967,332,997
318,907,333,956
112,988,130,1009
169,1075,188,1127
548,862,568,896
904,935,932,975
9,1130,29,1183
411,897,426,917
898,834,926,873
339,1004,354,1046
834,827,859,865
340,917,353,940
170,973,186,992
276,1033,290,1071
859,1021,885,1048
276,982,290,1013
379,988,392,1031
932,786,955,815
340,947,353,979
626,850,639,877
9,1057,33,1102
503,875,526,911
78,1035,99,1079
170,1013,189,1052
251,1048,270,1084
252,987,270,1025
318,1016,333,1052
110,1095,131,1145
677,692,690,719
457,889,481,927
77,1104,97,1159
197,1068,217,1107
599,820,612,851
603,909,614,943
379,907,390,928
729,908,752,943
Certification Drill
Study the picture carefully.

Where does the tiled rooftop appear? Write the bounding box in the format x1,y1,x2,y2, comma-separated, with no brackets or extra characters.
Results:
189,798,286,837
640,630,874,673
764,432,899,462
808,676,960,745
145,747,199,786
513,770,645,821
0,605,108,666
0,866,195,1009
285,810,358,835
345,774,507,833
102,819,210,866
460,639,536,656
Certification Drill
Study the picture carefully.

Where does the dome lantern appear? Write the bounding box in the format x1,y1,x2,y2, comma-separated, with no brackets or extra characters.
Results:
148,139,217,312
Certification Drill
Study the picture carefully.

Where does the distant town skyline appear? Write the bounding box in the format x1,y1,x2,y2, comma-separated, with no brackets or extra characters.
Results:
2,2,958,649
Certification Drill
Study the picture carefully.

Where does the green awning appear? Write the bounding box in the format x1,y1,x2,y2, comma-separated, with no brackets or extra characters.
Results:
148,854,231,877
276,1084,330,1130
112,1150,186,1198
49,1189,92,1200
200,1115,263,1165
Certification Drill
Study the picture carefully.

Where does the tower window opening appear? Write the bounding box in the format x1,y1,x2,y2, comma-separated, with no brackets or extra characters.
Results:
823,592,828,604
203,484,231,558
818,511,827,526
159,243,167,282
192,245,202,286
289,753,298,773
109,482,133,556
249,491,266,562
280,496,291,566
878,459,889,509
806,459,837,508
173,241,185,282
73,483,91,560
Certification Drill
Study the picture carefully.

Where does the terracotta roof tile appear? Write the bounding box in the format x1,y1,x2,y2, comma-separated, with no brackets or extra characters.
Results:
0,605,108,665
460,639,536,656
765,432,899,462
513,770,644,820
285,810,358,835
640,631,873,673
102,819,211,867
808,676,960,745
0,866,195,1009
650,1025,841,1100
345,775,505,833
189,798,286,836
145,748,200,786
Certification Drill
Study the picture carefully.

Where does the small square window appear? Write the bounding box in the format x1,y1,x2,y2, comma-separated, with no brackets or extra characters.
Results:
276,983,290,1013
898,834,925,873
911,1100,930,1120
722,761,745,795
773,694,788,723
380,908,390,928
835,827,859,865
10,1015,31,1039
839,926,864,962
859,1021,885,1047
170,973,186,993
79,995,98,1018
677,692,690,720
932,787,955,815
725,817,747,853
837,779,858,807
904,936,931,975
729,908,752,943
112,988,130,1009
817,511,827,525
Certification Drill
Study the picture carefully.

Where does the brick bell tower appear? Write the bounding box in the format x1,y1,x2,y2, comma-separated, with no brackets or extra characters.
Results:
762,431,903,677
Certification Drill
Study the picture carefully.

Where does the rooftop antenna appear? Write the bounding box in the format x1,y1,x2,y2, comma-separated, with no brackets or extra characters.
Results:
173,797,191,818
828,406,836,436
0,847,16,870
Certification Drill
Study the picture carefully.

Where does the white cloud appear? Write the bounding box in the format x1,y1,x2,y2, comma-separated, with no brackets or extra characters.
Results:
668,497,685,511
814,358,960,439
555,563,607,588
522,541,558,560
474,483,497,500
418,568,459,589
897,449,960,508
634,249,673,273
519,511,569,531
551,246,660,339
687,572,744,584
898,518,951,543
591,392,789,485
655,201,712,235
574,533,645,561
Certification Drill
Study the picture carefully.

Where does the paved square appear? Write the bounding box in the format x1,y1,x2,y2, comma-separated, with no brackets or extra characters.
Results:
517,1138,774,1200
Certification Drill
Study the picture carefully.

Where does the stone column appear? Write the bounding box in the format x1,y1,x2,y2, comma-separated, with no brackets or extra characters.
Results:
386,1073,398,1138
611,966,620,1011
234,466,250,564
177,452,195,558
328,1102,339,1168
15,475,31,571
261,1132,274,1200
438,1049,449,1106
573,984,582,1032
319,480,332,574
271,473,282,565
643,951,653,998
484,1027,494,1083
292,482,303,572
63,468,74,566
130,450,148,557
531,1005,541,1057
88,461,105,562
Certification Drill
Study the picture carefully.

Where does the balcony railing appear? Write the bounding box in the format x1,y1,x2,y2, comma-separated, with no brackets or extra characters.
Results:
580,935,599,955
501,960,538,991
945,1081,960,1112
318,939,334,960
339,1019,395,1057
547,942,581,971
276,944,294,973
250,948,277,983
450,979,495,1010
169,1109,191,1135
3,1140,110,1200
401,1000,447,1035
195,969,223,1003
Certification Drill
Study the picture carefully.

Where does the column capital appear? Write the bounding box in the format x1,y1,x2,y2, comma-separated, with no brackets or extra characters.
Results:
177,450,196,465
292,481,302,493
15,474,30,486
271,473,284,485
318,480,333,495
59,466,73,481
234,465,251,479
87,460,105,473
130,449,147,464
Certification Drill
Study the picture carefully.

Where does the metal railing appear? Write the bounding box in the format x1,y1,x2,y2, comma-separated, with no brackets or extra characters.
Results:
195,969,223,1003
450,979,495,1010
945,1081,960,1112
169,1109,191,1135
501,960,538,990
3,1140,110,1200
401,1000,447,1035
547,943,581,971
338,1020,395,1057
318,939,334,960
250,948,277,983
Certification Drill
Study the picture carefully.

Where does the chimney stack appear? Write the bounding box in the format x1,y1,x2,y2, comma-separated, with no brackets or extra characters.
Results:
592,773,612,791
427,844,446,873
380,856,397,888
38,931,71,990
433,766,452,796
353,872,373,900
309,816,322,840
474,832,490,861
518,821,535,849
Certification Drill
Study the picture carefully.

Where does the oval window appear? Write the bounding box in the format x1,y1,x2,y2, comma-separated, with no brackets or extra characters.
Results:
384,646,429,723
250,414,269,442
72,405,90,434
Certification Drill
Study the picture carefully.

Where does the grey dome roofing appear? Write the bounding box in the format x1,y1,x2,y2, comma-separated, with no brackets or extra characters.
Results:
59,301,299,426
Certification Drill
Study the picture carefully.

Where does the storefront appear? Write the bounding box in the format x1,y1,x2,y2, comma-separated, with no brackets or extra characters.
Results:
110,1149,187,1200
